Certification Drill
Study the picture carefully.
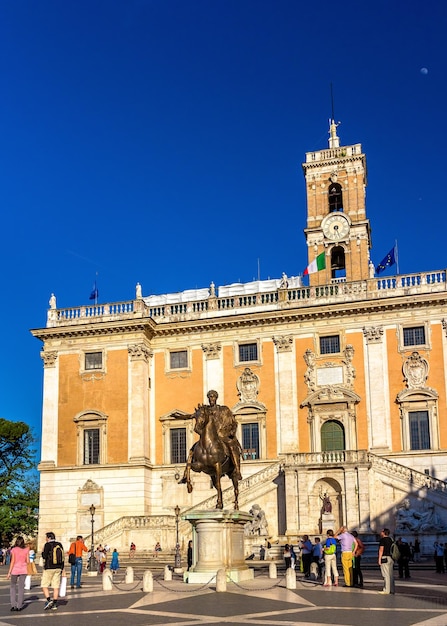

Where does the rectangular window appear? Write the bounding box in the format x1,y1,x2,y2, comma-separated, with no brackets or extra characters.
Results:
84,429,100,464
239,343,258,362
242,423,259,459
170,350,188,369
85,352,102,370
170,428,186,464
409,411,430,450
403,326,426,347
320,335,340,355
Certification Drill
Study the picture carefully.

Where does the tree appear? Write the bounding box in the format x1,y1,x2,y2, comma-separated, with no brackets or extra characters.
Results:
0,418,39,542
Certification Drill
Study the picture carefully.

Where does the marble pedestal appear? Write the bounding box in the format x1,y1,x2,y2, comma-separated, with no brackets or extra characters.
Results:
183,510,254,584
321,512,336,533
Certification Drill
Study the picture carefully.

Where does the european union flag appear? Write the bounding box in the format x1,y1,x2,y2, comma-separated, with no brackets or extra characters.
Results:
376,246,397,274
89,281,99,301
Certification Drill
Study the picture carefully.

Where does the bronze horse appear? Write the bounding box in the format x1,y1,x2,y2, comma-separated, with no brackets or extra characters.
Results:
179,404,241,510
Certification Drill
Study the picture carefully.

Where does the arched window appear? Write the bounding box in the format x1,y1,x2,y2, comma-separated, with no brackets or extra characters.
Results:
330,246,346,279
328,183,343,212
321,420,345,451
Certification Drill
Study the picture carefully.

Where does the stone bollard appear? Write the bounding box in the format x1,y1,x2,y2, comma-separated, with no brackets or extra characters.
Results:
125,566,134,584
102,568,113,591
269,562,277,579
143,570,153,593
216,568,227,592
285,567,296,590
164,565,172,581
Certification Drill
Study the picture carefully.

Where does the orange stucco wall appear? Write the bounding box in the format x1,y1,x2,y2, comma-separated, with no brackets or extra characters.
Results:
58,350,129,465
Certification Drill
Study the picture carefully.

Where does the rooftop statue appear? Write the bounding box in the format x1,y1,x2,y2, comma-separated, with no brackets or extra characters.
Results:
179,390,242,510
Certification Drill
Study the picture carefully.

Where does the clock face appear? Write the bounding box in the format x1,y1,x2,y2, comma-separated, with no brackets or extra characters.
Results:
322,214,350,241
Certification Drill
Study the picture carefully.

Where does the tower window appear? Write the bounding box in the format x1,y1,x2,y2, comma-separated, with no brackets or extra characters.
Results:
328,182,343,212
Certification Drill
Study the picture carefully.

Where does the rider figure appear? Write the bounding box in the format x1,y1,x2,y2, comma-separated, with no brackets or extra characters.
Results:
206,390,242,481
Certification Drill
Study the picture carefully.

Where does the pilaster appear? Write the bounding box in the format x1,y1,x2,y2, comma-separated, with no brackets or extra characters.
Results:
39,351,59,468
128,343,152,463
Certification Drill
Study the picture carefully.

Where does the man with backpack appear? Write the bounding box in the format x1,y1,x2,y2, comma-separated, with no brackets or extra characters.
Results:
41,532,65,611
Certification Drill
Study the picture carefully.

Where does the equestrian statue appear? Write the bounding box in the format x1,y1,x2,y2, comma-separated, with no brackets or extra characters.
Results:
178,390,242,510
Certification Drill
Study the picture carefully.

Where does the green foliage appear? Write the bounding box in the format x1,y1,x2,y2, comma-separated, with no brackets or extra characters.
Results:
0,418,39,542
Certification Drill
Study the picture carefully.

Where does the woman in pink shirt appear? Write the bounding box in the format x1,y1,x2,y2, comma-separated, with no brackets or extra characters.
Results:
7,536,30,611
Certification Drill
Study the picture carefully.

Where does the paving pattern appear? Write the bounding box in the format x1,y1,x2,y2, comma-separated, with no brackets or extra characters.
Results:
1,569,447,626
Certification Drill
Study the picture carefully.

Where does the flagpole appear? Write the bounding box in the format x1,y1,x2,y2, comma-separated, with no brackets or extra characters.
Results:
395,240,399,275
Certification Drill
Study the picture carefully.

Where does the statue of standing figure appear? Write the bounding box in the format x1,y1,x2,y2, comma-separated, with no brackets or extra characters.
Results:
320,492,332,514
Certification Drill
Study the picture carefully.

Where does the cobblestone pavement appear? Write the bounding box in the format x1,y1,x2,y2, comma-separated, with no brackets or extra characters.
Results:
0,567,446,626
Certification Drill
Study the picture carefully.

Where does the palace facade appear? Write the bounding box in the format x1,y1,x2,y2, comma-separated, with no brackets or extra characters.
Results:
32,121,447,554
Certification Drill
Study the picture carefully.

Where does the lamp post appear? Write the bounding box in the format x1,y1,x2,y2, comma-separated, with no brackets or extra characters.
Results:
88,504,96,573
174,505,181,569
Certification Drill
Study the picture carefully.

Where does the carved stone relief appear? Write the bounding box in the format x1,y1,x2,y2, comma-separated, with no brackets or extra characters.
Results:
363,326,384,343
304,349,317,391
237,368,260,403
201,342,222,360
272,335,293,353
403,351,428,389
41,351,57,368
128,343,153,362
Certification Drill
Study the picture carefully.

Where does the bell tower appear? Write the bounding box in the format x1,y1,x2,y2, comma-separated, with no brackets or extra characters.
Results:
302,120,372,286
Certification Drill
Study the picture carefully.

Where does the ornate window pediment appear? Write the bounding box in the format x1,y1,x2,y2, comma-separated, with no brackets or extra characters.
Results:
301,386,361,409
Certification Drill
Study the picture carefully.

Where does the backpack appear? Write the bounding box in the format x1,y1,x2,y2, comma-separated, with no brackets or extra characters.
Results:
51,543,65,567
390,542,400,561
324,538,336,555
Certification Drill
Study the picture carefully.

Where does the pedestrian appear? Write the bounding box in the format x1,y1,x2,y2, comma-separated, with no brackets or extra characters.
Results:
335,526,357,587
312,537,323,579
110,549,120,574
259,545,266,560
187,540,193,571
323,529,339,587
378,528,395,594
283,544,292,569
68,535,88,589
434,541,445,573
41,531,65,611
414,538,421,562
352,530,364,588
99,549,107,573
299,535,313,578
130,542,137,558
397,537,411,579
7,536,30,612
290,544,297,569
153,542,161,557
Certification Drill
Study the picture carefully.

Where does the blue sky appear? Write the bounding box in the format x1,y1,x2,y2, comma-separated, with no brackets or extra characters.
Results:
1,0,445,449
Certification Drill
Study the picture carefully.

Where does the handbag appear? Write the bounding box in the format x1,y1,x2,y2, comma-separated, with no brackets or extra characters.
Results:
27,562,34,576
68,553,76,565
59,576,67,597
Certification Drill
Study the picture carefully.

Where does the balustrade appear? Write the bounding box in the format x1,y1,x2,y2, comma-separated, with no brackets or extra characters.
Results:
47,269,447,328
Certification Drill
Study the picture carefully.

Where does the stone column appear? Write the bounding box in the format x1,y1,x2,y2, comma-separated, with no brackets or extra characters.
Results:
272,336,297,454
128,344,152,463
40,351,59,468
201,342,222,397
363,327,392,450
284,467,299,537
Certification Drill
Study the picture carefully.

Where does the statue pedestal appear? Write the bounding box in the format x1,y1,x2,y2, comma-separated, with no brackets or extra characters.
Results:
183,510,254,584
321,512,336,534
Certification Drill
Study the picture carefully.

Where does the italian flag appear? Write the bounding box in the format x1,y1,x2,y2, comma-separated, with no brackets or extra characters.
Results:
303,252,326,276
